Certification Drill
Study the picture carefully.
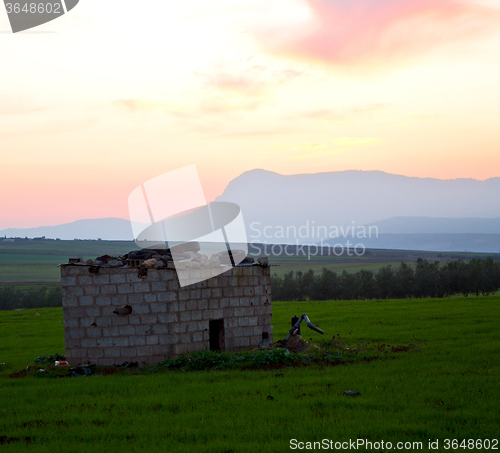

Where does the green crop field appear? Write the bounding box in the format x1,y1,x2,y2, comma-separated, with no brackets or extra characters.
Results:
0,241,139,285
0,296,499,452
2,240,498,285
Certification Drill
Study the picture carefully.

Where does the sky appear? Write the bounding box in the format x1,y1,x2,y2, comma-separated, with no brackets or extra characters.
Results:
1,0,500,229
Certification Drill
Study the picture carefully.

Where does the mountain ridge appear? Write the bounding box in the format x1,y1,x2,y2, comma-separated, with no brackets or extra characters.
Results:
216,169,500,228
217,169,500,200
2,170,500,252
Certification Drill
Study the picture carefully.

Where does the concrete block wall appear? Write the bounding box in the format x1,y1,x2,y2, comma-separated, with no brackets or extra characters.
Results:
60,265,273,366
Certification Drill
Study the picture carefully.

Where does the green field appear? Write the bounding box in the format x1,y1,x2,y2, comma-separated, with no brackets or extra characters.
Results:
2,240,498,284
1,296,499,452
0,241,139,284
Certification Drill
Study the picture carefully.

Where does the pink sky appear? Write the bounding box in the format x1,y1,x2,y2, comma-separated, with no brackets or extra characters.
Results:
1,0,500,229
263,0,500,66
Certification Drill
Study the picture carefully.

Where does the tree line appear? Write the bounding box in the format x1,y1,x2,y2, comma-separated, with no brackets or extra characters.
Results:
271,258,500,301
1,258,499,310
0,285,62,311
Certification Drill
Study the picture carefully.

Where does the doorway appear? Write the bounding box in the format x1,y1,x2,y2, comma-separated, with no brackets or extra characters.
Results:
209,319,225,351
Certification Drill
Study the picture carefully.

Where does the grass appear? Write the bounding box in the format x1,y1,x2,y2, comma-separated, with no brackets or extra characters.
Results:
0,266,61,284
270,260,409,277
0,241,139,285
1,296,499,452
3,239,499,285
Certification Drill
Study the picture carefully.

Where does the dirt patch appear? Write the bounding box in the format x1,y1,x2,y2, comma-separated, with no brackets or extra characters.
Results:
390,345,410,352
0,436,34,445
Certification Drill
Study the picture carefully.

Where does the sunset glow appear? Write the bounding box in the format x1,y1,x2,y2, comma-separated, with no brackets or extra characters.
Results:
1,0,500,228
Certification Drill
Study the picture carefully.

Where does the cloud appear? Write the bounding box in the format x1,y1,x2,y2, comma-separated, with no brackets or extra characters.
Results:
292,142,325,150
412,113,444,121
112,96,264,118
197,61,304,96
198,98,263,114
113,99,195,118
205,125,298,139
0,94,46,116
113,99,155,113
289,137,377,160
302,103,392,122
258,0,500,66
113,60,306,119
193,58,306,115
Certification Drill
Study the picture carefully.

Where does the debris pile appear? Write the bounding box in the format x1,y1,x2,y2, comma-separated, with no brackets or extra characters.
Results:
66,241,265,269
271,313,323,353
273,335,319,353
10,362,140,379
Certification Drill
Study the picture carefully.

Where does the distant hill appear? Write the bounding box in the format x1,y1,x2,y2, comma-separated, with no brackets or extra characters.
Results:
216,169,500,228
322,234,500,254
0,218,138,241
365,216,500,234
3,170,500,252
215,169,500,252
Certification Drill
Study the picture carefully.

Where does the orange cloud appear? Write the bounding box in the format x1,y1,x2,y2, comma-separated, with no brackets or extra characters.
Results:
112,62,305,120
197,63,304,96
112,96,264,118
259,0,500,66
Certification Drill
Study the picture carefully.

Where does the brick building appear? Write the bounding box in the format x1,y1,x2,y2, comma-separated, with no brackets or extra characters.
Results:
60,264,273,366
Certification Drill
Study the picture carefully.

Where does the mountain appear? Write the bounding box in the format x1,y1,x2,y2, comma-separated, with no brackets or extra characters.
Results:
215,169,500,252
0,218,137,241
365,216,500,234
3,170,500,251
216,169,500,226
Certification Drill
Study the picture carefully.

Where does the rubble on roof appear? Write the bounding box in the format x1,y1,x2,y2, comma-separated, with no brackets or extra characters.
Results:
65,241,269,269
